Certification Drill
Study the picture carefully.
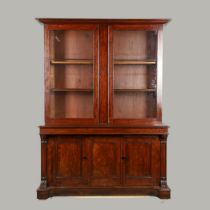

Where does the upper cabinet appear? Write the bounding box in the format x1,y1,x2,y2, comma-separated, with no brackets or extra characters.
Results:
39,19,169,126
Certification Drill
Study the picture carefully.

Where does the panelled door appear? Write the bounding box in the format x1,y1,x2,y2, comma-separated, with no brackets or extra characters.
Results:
88,137,121,186
122,136,160,186
47,136,88,186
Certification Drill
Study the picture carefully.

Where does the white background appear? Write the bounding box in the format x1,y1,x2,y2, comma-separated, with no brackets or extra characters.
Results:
0,0,210,209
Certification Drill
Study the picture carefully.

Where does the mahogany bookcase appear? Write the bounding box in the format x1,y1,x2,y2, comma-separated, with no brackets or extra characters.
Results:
36,18,170,199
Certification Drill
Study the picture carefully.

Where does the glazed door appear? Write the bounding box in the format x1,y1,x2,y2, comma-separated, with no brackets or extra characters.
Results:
122,136,160,186
109,25,159,125
88,137,121,186
46,24,99,125
47,136,88,186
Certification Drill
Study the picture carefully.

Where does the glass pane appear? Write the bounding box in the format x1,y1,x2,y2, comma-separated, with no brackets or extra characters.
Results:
49,30,94,119
113,30,157,119
52,30,93,60
50,92,93,118
113,92,156,119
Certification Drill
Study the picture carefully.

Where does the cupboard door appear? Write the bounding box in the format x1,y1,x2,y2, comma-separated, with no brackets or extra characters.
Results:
109,25,159,125
122,136,160,186
88,137,121,186
48,136,88,186
46,24,99,125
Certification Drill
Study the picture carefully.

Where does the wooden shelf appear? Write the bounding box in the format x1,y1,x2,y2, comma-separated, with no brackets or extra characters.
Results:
51,88,155,93
114,88,156,92
50,59,93,65
114,60,156,65
50,88,93,92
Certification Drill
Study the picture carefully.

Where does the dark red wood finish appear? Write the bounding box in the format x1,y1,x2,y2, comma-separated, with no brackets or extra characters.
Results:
37,18,170,25
122,136,160,186
51,136,88,186
99,24,109,124
88,137,121,186
37,18,170,199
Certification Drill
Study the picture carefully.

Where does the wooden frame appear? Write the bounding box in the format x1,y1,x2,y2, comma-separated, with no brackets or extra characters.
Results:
108,24,161,125
44,24,100,125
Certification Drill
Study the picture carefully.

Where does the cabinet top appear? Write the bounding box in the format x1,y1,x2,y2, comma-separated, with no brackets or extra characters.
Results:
36,18,170,25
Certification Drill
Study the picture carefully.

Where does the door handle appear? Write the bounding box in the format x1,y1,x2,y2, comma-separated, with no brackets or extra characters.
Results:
121,156,128,160
82,156,88,160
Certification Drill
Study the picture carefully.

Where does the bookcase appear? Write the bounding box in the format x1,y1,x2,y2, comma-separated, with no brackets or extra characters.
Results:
37,18,170,199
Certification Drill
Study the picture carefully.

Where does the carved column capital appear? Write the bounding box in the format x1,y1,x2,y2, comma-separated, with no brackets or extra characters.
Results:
159,134,168,143
40,135,48,144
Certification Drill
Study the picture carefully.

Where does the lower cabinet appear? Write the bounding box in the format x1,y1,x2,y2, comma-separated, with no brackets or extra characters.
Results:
47,135,160,188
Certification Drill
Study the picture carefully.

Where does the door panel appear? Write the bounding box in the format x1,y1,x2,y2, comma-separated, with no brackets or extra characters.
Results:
122,136,160,186
56,142,82,177
48,136,88,186
88,137,121,186
46,24,99,125
125,142,151,177
108,25,158,125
